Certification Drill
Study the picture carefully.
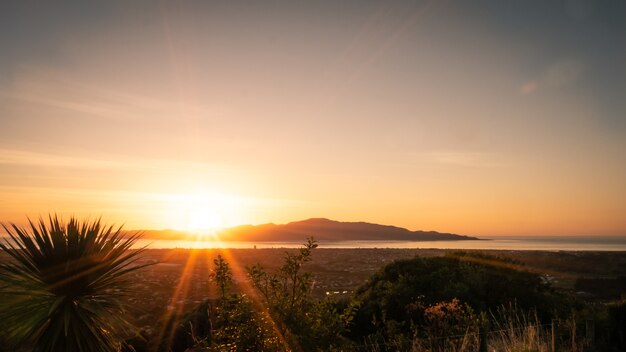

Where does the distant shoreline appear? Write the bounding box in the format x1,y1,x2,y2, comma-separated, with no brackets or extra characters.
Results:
129,236,626,251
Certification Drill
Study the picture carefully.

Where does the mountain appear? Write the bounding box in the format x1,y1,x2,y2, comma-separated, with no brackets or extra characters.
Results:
216,218,478,242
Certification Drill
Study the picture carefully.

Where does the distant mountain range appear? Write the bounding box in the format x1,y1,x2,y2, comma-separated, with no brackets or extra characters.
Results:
137,218,479,242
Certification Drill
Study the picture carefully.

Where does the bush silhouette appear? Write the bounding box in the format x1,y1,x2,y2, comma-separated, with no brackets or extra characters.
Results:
350,252,567,340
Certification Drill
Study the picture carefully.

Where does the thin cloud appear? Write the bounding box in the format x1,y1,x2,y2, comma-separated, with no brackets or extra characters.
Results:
0,65,231,121
0,148,229,172
518,59,584,95
519,81,539,95
0,149,130,169
422,151,507,168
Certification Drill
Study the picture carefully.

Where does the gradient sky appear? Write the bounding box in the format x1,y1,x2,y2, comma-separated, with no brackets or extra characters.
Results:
1,0,625,236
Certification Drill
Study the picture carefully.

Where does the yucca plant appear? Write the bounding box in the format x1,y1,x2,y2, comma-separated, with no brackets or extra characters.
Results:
0,215,150,352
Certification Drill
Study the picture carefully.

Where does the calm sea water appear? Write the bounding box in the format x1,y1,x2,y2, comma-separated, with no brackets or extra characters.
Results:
1,234,624,251
130,236,626,251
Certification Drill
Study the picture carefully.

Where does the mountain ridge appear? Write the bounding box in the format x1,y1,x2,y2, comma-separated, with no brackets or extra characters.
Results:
135,218,479,242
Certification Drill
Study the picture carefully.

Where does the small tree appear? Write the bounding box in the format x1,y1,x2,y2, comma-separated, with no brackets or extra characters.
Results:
247,238,318,334
211,254,232,300
247,238,355,351
168,254,281,352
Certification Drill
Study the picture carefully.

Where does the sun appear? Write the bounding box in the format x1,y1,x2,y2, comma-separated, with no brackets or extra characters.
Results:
162,191,243,237
186,206,222,232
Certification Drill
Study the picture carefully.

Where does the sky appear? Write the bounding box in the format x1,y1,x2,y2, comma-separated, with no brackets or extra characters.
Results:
0,0,625,236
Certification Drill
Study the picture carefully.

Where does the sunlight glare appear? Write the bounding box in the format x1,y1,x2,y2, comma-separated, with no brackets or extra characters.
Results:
163,191,243,236
187,207,221,231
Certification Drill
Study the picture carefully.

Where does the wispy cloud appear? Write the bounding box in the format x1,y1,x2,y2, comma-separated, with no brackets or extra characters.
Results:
421,151,507,168
519,81,539,95
0,148,228,172
519,58,585,95
0,65,231,121
0,149,130,169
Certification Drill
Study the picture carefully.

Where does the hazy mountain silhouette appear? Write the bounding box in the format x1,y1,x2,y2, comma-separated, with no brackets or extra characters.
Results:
138,218,478,242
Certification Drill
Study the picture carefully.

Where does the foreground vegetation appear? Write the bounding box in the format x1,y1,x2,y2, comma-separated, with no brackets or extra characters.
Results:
1,221,625,351
0,216,149,351
128,240,625,352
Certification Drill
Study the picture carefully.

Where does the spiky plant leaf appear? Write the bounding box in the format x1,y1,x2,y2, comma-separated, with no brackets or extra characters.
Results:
0,215,151,352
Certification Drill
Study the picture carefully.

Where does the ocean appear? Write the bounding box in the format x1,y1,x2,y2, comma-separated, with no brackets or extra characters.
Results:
1,234,624,251
130,236,626,251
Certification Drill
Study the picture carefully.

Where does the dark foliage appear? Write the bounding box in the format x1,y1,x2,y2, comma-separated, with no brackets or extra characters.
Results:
349,252,568,340
575,276,626,300
607,299,626,351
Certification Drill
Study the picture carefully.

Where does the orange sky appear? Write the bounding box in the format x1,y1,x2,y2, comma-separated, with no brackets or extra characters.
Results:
1,1,625,236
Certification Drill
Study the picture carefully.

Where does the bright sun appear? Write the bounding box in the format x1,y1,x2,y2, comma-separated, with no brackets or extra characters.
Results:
186,206,222,231
163,191,243,237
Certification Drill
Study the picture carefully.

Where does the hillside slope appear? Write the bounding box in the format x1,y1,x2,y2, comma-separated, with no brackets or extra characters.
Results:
216,218,477,241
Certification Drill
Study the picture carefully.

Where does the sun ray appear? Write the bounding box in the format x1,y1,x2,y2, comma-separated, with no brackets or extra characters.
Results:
143,237,296,351
155,249,201,349
212,246,294,351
